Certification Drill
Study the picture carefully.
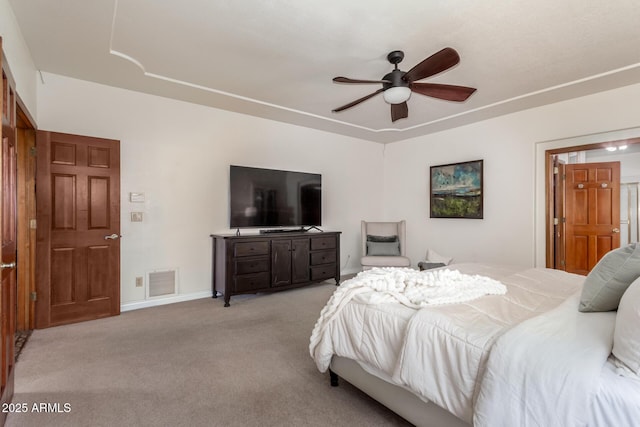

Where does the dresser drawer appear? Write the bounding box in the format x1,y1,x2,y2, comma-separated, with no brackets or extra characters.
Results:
310,250,336,266
235,257,269,275
234,241,269,257
234,272,269,292
311,237,336,251
311,265,335,281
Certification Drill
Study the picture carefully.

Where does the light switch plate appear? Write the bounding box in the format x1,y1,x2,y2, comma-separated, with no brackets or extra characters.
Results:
130,192,145,202
131,212,143,222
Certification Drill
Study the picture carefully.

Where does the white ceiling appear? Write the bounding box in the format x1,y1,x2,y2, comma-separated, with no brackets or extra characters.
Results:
9,0,640,143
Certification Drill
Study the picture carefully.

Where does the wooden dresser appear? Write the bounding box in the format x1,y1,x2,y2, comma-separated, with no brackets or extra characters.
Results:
210,231,341,306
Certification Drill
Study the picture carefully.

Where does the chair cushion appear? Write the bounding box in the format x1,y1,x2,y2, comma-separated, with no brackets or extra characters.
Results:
366,241,401,256
367,234,399,243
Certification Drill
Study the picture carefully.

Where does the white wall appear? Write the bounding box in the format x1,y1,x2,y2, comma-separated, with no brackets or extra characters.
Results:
383,118,533,267
29,69,640,308
384,83,640,268
0,0,37,117
36,73,384,308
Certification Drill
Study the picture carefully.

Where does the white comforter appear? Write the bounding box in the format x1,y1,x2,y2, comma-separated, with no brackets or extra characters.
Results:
473,292,617,427
309,264,584,423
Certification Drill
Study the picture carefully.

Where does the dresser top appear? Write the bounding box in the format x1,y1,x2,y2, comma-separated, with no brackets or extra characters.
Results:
211,230,341,240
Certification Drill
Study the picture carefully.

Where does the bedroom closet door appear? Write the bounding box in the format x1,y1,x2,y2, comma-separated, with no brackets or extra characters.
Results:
0,39,17,423
564,162,620,275
35,131,121,328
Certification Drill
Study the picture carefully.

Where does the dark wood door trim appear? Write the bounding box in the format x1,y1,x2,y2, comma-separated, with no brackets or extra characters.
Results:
553,157,566,270
16,100,36,332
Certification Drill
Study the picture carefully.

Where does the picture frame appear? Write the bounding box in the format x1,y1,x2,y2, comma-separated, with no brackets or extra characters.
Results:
430,159,483,219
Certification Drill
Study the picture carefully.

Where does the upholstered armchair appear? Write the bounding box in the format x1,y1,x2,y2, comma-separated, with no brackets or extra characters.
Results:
360,220,411,270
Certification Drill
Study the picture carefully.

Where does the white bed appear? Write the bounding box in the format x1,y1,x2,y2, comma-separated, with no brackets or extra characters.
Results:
309,263,640,427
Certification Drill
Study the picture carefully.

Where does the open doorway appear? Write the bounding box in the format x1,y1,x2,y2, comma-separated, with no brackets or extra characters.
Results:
545,137,640,272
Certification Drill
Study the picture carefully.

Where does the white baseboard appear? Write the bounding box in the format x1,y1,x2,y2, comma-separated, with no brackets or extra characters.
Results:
121,271,360,312
121,290,212,312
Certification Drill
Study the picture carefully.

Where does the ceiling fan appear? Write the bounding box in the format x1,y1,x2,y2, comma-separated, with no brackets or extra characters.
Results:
332,47,476,122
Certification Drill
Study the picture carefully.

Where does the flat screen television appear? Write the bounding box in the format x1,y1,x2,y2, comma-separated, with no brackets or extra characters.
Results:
229,165,322,229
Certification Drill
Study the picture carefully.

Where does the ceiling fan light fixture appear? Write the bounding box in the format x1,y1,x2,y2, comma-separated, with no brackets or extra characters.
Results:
383,86,411,104
331,47,474,120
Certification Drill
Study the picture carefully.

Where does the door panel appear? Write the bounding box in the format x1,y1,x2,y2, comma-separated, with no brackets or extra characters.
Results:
291,238,310,284
53,174,76,229
564,162,620,275
88,245,110,299
89,177,110,228
271,240,291,287
36,131,120,328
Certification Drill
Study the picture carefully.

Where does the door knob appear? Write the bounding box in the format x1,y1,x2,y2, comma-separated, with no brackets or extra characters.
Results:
104,233,121,240
1,262,16,269
612,228,620,233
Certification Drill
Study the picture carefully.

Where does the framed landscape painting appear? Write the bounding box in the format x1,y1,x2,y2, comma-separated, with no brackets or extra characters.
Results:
430,159,483,219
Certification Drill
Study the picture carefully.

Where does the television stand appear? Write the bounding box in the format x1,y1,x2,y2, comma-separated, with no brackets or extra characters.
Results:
210,231,341,306
303,225,323,232
260,228,305,234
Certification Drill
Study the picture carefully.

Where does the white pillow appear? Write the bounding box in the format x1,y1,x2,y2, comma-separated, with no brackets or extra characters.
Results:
612,276,640,375
426,249,453,266
579,243,640,312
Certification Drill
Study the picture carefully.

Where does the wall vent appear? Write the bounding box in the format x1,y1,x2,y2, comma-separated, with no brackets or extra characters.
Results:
147,269,178,299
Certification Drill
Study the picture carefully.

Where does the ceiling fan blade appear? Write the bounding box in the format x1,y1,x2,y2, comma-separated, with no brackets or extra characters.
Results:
333,77,391,84
403,47,460,83
391,102,408,122
332,89,385,112
410,82,476,102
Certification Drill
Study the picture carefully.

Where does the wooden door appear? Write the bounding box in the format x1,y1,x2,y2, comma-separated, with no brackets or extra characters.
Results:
0,39,17,422
36,131,120,328
564,162,620,275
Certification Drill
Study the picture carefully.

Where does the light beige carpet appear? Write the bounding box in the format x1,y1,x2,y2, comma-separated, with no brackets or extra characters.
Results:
7,283,412,427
